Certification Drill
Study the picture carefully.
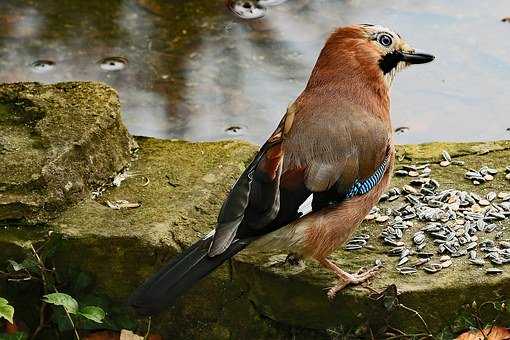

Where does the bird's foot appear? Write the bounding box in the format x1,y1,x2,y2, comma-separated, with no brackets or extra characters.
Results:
327,265,381,299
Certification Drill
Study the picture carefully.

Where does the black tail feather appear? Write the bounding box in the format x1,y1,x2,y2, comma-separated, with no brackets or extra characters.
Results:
128,235,250,315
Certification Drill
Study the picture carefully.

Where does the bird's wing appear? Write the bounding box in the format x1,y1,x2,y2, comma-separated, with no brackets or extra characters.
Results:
209,102,391,256
286,105,391,212
208,104,302,256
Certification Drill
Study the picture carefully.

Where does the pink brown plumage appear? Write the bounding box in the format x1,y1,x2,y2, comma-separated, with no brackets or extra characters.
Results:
129,24,434,315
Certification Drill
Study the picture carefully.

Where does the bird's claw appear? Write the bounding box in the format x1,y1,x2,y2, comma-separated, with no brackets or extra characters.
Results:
326,264,382,300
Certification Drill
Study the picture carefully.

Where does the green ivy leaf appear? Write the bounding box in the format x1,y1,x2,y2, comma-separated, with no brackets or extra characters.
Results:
78,306,105,323
43,293,78,314
0,297,14,324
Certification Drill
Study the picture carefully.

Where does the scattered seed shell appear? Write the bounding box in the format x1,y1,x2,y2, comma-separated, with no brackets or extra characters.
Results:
408,171,420,177
486,268,503,274
441,150,452,162
398,266,417,275
441,259,453,268
376,215,390,223
423,264,443,273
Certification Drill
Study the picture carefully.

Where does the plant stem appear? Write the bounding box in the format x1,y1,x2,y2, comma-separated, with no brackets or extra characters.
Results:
31,244,80,340
398,303,432,337
144,316,152,340
64,307,80,340
30,302,47,340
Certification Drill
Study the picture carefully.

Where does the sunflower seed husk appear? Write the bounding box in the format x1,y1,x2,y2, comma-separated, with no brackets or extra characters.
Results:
442,150,452,162
486,268,503,274
397,257,409,266
499,241,510,249
403,165,418,171
469,258,485,266
408,171,420,177
479,199,491,206
413,258,430,267
499,192,510,200
344,244,363,251
466,242,478,251
416,252,434,258
486,192,497,202
423,263,443,273
376,215,390,223
398,266,417,275
395,170,409,177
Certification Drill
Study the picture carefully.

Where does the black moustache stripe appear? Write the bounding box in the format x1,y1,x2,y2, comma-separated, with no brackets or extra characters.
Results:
379,51,404,74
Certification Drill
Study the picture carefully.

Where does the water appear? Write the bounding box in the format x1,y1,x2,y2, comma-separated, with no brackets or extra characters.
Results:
0,0,509,145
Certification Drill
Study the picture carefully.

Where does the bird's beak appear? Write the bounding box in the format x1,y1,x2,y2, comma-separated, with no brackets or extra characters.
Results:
401,52,435,64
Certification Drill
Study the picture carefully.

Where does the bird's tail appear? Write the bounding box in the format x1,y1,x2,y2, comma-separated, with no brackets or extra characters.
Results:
128,234,251,315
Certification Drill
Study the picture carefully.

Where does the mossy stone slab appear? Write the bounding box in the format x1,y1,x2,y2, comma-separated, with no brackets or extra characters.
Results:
0,82,134,222
1,131,510,337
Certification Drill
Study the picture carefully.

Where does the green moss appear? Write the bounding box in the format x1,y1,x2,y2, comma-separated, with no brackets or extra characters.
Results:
0,103,11,120
2,137,510,338
396,140,510,163
0,82,134,222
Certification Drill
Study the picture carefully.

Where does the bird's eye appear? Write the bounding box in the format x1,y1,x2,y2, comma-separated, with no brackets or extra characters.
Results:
378,34,393,47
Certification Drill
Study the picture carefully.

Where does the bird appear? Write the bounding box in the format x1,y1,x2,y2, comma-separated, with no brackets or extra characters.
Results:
129,23,434,315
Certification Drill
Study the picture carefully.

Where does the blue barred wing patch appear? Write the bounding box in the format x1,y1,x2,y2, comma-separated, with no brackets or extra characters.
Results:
345,157,389,199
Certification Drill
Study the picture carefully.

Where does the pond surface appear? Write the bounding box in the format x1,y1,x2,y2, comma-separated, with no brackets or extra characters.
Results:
0,0,509,145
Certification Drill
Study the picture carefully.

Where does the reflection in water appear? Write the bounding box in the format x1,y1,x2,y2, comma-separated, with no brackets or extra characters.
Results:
98,56,128,71
0,0,509,144
227,1,267,20
30,59,56,73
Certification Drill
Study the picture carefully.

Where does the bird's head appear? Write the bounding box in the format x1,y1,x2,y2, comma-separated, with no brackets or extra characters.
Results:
358,24,434,86
307,24,435,90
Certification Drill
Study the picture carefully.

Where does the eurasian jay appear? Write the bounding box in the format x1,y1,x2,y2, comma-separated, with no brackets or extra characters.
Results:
129,24,434,315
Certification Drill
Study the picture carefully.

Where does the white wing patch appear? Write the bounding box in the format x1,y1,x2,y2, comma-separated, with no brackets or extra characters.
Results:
297,194,313,216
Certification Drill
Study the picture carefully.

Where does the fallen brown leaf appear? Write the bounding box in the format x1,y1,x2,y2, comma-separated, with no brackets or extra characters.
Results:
84,331,120,340
120,330,162,340
4,321,19,334
457,327,510,340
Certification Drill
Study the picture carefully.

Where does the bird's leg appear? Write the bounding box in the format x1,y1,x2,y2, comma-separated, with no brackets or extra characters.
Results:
317,258,381,299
